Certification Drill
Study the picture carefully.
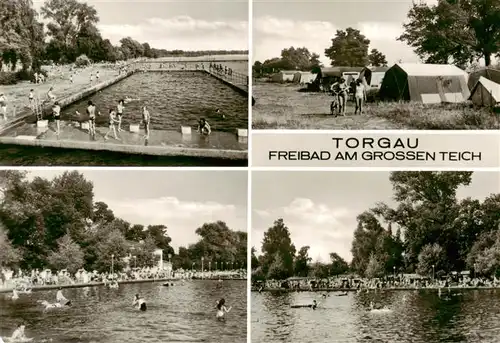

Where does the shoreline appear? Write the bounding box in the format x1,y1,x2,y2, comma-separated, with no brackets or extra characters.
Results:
0,277,247,294
251,287,499,292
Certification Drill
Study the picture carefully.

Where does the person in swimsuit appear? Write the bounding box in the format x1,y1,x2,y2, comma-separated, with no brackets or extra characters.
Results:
10,324,29,342
47,87,56,103
0,93,7,120
56,287,71,306
197,118,211,135
117,100,125,132
86,101,96,139
104,109,120,140
142,106,150,139
312,300,318,309
216,298,231,321
337,78,348,115
52,101,61,135
133,294,147,311
354,79,367,115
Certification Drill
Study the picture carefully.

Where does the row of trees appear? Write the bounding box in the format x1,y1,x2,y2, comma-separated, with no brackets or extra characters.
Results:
251,172,500,280
0,0,247,73
252,28,388,76
253,0,500,75
0,171,246,274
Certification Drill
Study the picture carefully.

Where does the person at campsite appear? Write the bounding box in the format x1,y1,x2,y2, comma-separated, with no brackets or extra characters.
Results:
86,101,97,140
216,298,231,321
197,118,211,135
354,79,367,115
142,106,150,139
0,93,7,120
133,294,147,311
56,287,71,306
47,87,56,102
52,101,61,135
104,108,120,141
117,99,125,132
337,78,348,115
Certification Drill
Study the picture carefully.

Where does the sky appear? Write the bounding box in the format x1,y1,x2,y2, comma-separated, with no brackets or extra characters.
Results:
32,0,248,51
252,171,500,263
253,0,440,65
25,169,248,253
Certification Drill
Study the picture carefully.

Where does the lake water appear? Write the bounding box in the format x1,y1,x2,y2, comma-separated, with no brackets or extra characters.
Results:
0,280,247,343
62,71,248,133
251,289,500,343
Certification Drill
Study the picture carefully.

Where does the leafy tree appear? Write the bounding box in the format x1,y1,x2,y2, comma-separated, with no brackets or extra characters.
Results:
261,218,296,278
294,246,312,277
365,254,384,279
0,225,21,268
368,49,388,66
329,252,349,276
94,230,129,272
251,246,260,269
310,262,330,279
267,254,288,280
350,211,384,275
134,236,158,268
417,243,445,276
325,28,370,66
399,0,500,66
47,234,84,274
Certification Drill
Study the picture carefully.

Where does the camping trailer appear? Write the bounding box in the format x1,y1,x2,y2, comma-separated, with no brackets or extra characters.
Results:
358,66,388,88
293,71,316,85
379,63,470,104
312,67,364,91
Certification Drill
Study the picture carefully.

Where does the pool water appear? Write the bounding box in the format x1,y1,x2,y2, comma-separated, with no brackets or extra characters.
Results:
62,72,248,133
0,280,246,343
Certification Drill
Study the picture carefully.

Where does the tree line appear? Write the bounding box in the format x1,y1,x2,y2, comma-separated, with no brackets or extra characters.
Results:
253,0,500,75
0,0,247,74
0,171,246,274
252,172,500,280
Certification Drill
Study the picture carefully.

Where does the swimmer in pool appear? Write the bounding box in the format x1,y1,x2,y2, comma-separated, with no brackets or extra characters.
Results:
311,300,318,310
216,298,231,321
215,108,225,119
133,294,147,311
9,324,30,342
11,289,19,300
56,287,71,306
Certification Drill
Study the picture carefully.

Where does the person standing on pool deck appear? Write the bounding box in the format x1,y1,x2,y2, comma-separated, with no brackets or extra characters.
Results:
142,106,150,139
0,93,7,120
197,118,211,135
52,101,61,135
104,108,120,140
86,101,97,140
133,294,147,311
117,99,125,132
216,298,231,321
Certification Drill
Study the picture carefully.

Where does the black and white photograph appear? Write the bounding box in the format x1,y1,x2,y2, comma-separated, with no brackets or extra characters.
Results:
252,0,500,130
251,171,500,343
0,0,249,166
0,169,248,343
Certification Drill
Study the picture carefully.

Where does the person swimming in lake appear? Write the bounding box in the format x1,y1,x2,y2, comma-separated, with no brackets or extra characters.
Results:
56,287,71,306
197,118,211,135
216,298,231,321
9,324,30,342
215,108,225,119
312,300,318,310
133,294,147,311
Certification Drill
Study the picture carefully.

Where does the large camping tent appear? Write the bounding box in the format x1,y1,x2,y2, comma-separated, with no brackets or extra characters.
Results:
358,66,388,88
469,76,500,107
293,71,316,85
271,70,296,83
467,67,500,90
379,63,470,104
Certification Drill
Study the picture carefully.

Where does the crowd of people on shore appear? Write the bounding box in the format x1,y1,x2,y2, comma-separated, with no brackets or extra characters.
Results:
252,273,498,291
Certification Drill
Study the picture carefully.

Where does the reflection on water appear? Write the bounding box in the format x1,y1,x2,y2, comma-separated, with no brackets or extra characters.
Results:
63,72,248,133
252,289,500,343
0,280,246,343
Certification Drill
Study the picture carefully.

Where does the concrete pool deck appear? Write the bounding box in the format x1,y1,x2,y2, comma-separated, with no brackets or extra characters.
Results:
0,121,248,160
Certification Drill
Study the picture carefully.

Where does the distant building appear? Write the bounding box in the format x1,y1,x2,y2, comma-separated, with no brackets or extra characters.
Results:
379,63,470,103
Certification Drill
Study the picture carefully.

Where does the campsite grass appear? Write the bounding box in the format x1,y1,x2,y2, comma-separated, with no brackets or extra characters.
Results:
252,81,500,130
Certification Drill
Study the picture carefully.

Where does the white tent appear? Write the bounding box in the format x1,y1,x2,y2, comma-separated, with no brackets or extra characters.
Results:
292,71,316,85
469,76,500,107
271,70,296,83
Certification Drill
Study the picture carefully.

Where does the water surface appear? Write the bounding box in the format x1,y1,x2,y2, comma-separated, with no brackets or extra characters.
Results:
1,280,246,343
252,289,500,343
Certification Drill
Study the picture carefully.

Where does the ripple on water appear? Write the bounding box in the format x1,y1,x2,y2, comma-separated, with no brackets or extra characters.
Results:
252,289,500,343
0,280,246,343
62,71,248,133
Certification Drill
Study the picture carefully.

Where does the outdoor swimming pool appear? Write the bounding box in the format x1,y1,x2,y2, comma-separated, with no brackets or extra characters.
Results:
0,280,246,343
252,289,500,343
62,71,248,133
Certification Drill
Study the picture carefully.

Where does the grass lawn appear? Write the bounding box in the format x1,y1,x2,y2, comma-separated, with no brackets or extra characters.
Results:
252,81,500,130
